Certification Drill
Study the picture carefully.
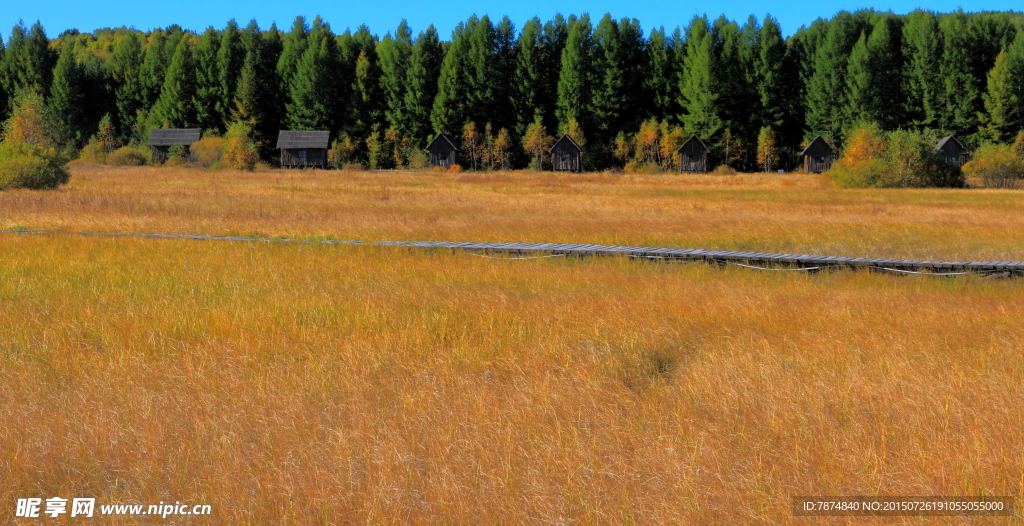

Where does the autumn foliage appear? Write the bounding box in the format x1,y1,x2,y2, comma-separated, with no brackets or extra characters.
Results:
0,90,71,190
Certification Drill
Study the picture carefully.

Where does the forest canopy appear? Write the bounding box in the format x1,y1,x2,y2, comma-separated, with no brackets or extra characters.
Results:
0,9,1022,171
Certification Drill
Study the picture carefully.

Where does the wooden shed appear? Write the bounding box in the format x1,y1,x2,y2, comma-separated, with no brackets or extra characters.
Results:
799,136,837,173
277,130,330,169
148,128,201,164
677,135,710,173
935,136,970,167
550,134,583,172
426,133,461,168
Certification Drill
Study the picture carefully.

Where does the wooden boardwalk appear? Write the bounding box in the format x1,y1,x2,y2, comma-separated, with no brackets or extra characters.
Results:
3,229,1021,276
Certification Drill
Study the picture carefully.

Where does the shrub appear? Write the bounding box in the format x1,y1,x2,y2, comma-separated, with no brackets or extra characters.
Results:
446,164,463,173
191,137,227,169
408,149,429,170
829,124,887,187
223,122,259,171
77,139,108,164
710,164,737,175
962,143,1024,188
830,123,963,188
0,142,71,190
107,146,149,166
164,144,190,166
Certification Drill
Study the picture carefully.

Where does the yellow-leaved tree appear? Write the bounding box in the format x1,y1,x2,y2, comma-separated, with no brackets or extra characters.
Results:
0,90,71,190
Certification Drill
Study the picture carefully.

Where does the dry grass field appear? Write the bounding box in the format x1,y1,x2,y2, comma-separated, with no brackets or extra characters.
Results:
2,164,1024,524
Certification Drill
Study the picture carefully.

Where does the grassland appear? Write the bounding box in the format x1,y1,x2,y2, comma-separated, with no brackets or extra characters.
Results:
2,165,1024,524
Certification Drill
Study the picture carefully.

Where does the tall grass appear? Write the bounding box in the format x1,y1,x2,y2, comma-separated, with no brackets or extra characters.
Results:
1,167,1023,523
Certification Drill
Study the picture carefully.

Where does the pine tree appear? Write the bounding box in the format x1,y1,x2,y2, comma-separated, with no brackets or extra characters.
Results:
217,20,244,124
804,12,861,142
539,15,569,133
515,17,544,136
645,27,677,122
493,16,517,132
286,25,341,131
432,21,471,133
349,25,382,140
106,31,145,139
939,11,982,137
405,25,442,143
755,15,787,130
0,21,57,97
679,15,723,140
233,21,281,154
139,30,169,110
902,10,943,128
277,17,308,98
48,42,86,145
980,38,1024,141
556,15,592,134
378,20,413,135
193,27,222,131
845,16,903,129
149,35,198,128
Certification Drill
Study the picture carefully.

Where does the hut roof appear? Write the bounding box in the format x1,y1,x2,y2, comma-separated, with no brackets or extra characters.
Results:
799,136,837,156
934,135,968,153
148,128,202,147
276,130,330,149
549,134,583,153
676,134,710,153
426,133,461,152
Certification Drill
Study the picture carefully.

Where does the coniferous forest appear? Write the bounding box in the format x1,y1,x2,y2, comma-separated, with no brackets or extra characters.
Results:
0,10,1022,172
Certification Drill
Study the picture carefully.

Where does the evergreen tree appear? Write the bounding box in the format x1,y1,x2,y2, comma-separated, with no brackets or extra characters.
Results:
679,16,723,139
432,21,471,133
217,19,244,123
804,12,861,142
378,20,413,135
106,31,145,139
493,16,517,132
349,25,382,139
149,35,198,128
939,11,982,137
846,16,903,129
276,17,308,97
902,10,943,128
193,27,222,131
286,23,341,131
515,17,544,136
0,21,57,97
980,37,1024,141
754,15,788,137
645,27,678,122
48,42,86,145
234,20,281,154
139,30,170,110
539,15,569,133
556,15,592,134
405,25,442,143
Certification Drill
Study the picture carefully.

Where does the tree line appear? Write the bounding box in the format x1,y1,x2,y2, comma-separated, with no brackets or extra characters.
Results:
0,9,1022,171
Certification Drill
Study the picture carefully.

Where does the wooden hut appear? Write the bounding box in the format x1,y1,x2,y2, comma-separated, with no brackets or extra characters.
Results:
148,128,201,164
277,130,329,168
677,135,710,173
426,133,461,168
935,136,970,167
799,136,837,173
550,134,583,172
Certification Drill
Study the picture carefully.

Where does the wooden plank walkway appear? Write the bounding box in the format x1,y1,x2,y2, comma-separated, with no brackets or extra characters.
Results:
2,229,1021,276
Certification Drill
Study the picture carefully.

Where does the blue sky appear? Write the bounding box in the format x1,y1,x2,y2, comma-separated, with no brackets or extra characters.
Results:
1,0,1020,42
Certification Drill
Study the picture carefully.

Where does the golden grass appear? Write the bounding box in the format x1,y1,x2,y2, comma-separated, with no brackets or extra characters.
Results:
2,163,1024,260
2,166,1024,524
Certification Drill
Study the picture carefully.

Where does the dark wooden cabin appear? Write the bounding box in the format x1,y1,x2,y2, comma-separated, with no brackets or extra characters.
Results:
426,133,461,168
277,130,329,168
550,134,584,172
935,136,970,167
799,136,837,173
677,135,710,173
148,128,201,164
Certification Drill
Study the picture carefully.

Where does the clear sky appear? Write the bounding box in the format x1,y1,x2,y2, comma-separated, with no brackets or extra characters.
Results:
1,0,1020,42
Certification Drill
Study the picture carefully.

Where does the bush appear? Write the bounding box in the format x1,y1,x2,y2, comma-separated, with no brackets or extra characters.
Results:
408,149,429,170
163,144,190,166
446,164,463,173
830,123,963,188
0,142,71,190
191,137,227,169
76,139,108,164
223,122,259,171
962,143,1024,188
107,146,150,166
710,164,737,175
